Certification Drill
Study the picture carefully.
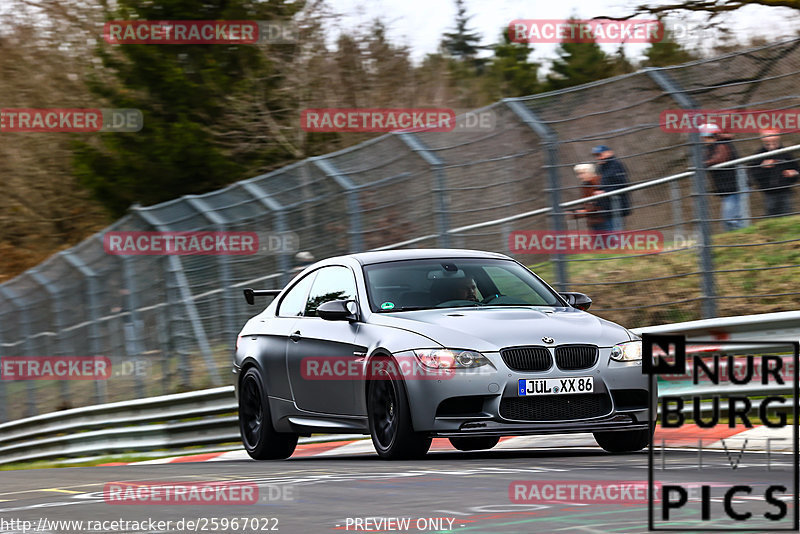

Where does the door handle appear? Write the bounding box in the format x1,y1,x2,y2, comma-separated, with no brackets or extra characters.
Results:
289,330,301,342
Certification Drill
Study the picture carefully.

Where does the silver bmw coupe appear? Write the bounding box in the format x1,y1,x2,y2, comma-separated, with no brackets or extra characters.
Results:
234,249,651,460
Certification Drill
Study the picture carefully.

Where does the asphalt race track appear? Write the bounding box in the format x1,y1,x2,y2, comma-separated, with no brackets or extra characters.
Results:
0,441,795,534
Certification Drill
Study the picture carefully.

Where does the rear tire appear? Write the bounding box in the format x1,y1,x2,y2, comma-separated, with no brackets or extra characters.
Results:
239,367,298,460
449,437,499,451
367,358,431,460
593,428,650,453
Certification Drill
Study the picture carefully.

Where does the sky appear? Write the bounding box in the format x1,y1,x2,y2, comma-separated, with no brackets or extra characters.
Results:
328,0,800,66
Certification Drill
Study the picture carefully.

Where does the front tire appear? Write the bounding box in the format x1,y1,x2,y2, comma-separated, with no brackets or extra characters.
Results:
239,367,298,460
367,359,431,460
449,436,500,451
593,428,650,453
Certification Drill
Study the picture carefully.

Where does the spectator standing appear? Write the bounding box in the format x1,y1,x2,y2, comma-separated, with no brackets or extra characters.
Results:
700,123,745,231
749,128,800,217
592,145,632,231
572,163,612,233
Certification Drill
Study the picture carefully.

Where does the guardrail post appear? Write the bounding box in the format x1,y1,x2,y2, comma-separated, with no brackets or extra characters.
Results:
60,251,107,404
396,132,451,247
646,68,717,318
133,209,222,388
312,157,364,253
505,99,568,291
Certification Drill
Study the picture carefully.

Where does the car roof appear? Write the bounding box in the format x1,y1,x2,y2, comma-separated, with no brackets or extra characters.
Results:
340,248,511,266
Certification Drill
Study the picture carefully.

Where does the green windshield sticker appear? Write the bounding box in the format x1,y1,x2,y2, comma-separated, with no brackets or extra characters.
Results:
380,301,395,310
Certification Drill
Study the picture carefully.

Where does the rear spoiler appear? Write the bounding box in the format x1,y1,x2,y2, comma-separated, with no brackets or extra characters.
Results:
243,288,281,305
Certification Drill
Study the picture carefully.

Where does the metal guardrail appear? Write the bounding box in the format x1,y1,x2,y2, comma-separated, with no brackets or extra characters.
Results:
0,386,238,465
0,312,796,465
631,309,800,342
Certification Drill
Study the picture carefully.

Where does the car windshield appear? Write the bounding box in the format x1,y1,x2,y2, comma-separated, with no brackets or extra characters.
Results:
363,258,564,312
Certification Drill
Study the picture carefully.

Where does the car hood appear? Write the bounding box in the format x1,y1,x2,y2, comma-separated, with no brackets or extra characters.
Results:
368,306,632,351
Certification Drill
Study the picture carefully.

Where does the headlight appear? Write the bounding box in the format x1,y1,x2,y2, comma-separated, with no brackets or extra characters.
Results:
413,349,491,369
610,340,642,362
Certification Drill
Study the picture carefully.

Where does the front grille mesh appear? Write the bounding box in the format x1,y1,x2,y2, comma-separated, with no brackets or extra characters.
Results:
500,346,551,371
500,394,612,421
554,345,598,370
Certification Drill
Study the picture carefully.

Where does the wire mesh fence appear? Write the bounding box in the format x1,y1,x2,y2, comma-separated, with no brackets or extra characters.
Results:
2,38,800,422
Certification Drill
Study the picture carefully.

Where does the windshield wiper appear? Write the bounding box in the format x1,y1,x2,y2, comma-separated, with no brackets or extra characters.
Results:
381,306,433,312
483,303,558,307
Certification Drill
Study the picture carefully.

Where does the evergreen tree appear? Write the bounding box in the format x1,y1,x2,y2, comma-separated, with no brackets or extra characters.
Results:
545,18,615,90
440,0,485,72
611,45,636,75
642,19,697,67
74,0,302,217
484,27,540,98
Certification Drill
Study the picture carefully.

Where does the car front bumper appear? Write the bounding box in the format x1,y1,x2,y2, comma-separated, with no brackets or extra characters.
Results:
397,349,653,436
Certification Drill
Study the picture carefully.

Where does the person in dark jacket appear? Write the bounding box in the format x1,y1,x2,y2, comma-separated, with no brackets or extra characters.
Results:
592,145,631,232
700,123,744,231
749,129,800,217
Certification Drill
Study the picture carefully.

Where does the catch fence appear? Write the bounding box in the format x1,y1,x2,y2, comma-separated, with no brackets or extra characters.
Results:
2,38,800,421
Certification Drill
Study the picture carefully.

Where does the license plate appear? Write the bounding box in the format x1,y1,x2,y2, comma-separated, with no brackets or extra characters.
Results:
518,376,594,396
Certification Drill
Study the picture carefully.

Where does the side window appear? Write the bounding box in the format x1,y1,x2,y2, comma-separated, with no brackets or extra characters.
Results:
304,266,357,318
277,273,316,317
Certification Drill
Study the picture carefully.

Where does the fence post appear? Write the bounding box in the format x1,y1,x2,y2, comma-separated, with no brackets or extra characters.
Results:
670,181,684,237
0,318,5,422
505,99,568,291
0,292,12,421
396,132,451,248
29,271,71,408
184,197,237,343
646,68,717,318
155,295,173,394
119,256,146,398
0,286,38,417
239,181,292,286
133,208,222,387
737,167,751,226
60,251,108,404
312,157,364,253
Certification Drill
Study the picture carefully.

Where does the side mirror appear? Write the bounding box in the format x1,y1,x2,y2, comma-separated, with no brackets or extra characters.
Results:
560,292,592,311
317,299,359,321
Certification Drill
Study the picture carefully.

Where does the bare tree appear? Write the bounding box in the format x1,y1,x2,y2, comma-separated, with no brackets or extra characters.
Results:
0,0,109,282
